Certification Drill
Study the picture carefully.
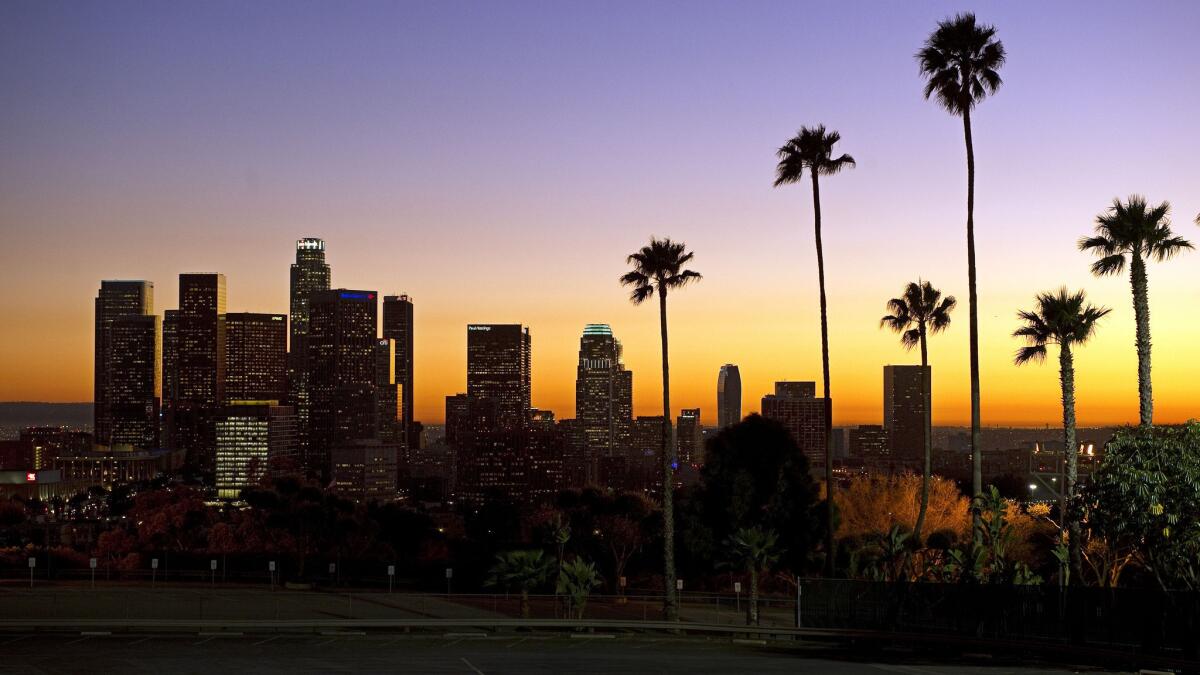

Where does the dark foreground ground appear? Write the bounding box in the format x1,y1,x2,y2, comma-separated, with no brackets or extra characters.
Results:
0,633,1123,675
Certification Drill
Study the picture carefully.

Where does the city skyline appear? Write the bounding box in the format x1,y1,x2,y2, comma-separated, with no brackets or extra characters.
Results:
3,2,1200,427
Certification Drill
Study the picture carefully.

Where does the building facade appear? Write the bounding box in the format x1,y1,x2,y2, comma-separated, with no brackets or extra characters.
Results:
883,364,927,462
573,324,633,482
224,313,287,402
716,364,742,429
676,408,703,466
382,294,415,447
214,402,297,498
163,273,226,472
94,280,157,448
760,381,828,471
288,238,331,465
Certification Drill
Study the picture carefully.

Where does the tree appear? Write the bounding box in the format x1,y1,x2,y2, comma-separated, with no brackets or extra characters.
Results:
596,514,643,595
918,13,1005,529
486,550,555,619
620,237,701,620
880,280,956,543
682,415,821,576
773,124,855,576
1087,423,1200,591
556,558,602,620
836,473,969,542
1013,287,1110,581
1078,196,1192,426
727,527,781,625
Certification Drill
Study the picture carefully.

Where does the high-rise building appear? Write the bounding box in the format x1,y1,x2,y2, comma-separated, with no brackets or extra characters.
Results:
224,313,287,402
288,238,331,463
526,409,565,503
574,324,633,480
849,424,890,460
466,324,531,431
307,289,378,479
883,365,928,461
215,402,296,498
331,439,398,503
107,314,161,449
374,338,403,445
677,408,703,465
163,273,226,472
382,295,415,447
94,280,156,447
760,381,828,471
717,364,742,429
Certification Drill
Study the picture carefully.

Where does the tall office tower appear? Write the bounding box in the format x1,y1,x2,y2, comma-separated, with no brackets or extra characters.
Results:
444,393,468,447
676,408,703,465
224,313,287,402
288,238,331,462
574,324,634,474
373,338,403,445
628,416,667,497
215,402,296,498
760,381,828,471
94,280,155,446
161,309,178,450
307,289,378,480
382,295,415,447
331,439,399,503
106,315,161,449
716,364,742,429
526,409,565,503
466,324,531,431
849,424,890,460
163,273,226,473
883,365,928,462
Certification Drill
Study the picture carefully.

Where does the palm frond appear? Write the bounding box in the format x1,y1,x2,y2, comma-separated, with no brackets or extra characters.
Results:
1014,345,1047,365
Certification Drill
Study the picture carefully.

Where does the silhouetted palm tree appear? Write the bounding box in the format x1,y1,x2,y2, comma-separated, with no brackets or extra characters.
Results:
1013,288,1110,581
486,550,555,619
620,237,701,621
1079,196,1192,426
880,281,956,544
774,124,855,577
727,527,781,626
918,13,1005,524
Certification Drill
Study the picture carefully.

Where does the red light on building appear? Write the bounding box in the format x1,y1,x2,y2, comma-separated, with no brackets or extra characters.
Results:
25,472,36,482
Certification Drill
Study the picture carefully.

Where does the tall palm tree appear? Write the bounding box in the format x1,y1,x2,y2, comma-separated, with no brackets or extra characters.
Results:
773,124,855,577
1079,196,1192,426
917,13,1005,527
1013,288,1110,580
879,280,956,544
727,527,781,626
620,238,701,621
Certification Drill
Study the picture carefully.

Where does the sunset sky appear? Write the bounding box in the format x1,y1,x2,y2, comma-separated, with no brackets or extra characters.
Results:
2,1,1198,427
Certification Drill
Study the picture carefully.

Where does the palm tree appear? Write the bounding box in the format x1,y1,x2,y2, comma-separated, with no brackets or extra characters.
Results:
773,124,855,577
917,13,1005,526
556,558,602,620
486,550,555,619
879,280,956,544
1013,288,1110,580
1079,196,1192,426
727,527,781,625
620,237,701,621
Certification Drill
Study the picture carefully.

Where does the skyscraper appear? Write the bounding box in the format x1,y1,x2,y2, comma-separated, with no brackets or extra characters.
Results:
215,402,296,498
382,294,414,447
94,280,155,447
288,238,331,462
883,364,928,462
574,324,633,472
307,289,377,479
466,324,531,431
224,313,287,402
374,338,403,445
760,381,828,471
676,408,703,465
163,273,226,472
106,314,161,449
717,364,742,429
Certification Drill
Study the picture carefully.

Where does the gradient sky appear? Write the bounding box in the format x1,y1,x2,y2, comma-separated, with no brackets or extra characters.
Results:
2,1,1198,427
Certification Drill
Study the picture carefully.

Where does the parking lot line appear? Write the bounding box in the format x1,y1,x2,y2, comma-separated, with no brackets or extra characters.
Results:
460,657,485,674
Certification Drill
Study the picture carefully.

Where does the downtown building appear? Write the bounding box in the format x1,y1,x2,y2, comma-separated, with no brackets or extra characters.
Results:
676,408,703,466
307,289,379,480
224,312,288,401
883,364,928,465
94,280,159,450
382,294,415,448
454,324,533,503
760,381,828,472
716,364,742,429
571,324,633,485
162,273,226,473
215,403,297,498
287,238,332,465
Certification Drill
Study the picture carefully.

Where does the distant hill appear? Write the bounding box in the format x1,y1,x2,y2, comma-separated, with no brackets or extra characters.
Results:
0,402,91,429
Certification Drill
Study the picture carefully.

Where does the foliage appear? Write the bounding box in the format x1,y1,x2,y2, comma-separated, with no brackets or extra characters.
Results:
556,558,602,620
680,415,821,575
836,473,969,545
1086,423,1200,590
486,549,555,618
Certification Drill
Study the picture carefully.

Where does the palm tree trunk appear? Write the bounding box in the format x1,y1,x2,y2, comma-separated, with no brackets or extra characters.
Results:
963,108,983,539
521,588,530,619
811,172,836,578
657,285,679,621
1059,343,1081,582
913,326,931,545
749,568,759,625
1130,254,1153,426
